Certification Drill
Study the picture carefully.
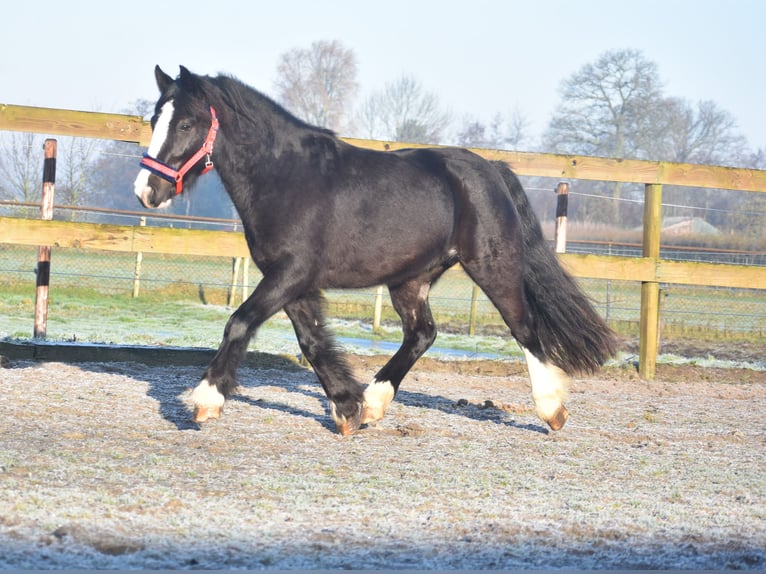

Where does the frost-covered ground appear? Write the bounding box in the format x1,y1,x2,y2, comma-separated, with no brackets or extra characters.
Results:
0,353,764,569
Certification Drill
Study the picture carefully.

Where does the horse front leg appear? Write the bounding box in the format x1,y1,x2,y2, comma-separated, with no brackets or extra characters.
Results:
190,309,252,423
284,293,364,435
190,273,298,423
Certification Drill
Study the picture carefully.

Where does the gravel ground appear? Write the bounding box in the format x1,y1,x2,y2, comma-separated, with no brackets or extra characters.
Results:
0,351,764,570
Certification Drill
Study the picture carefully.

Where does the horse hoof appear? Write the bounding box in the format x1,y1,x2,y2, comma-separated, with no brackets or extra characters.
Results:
334,411,363,436
336,420,358,436
336,414,362,436
545,405,569,431
361,380,394,425
193,405,222,423
360,405,384,425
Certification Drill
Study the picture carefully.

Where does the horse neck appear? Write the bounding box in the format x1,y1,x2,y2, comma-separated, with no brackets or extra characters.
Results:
212,102,327,204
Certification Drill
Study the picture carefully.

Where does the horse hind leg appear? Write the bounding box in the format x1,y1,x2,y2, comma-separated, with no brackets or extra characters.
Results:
501,305,570,430
362,277,438,425
461,259,570,431
521,346,569,431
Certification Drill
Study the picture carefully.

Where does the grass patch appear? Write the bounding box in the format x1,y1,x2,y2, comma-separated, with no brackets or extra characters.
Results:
1,245,764,352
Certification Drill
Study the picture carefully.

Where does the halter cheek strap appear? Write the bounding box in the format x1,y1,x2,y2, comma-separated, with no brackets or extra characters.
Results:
140,105,219,196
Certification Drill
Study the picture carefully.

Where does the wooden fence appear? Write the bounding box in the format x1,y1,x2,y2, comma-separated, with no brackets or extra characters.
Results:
2,104,766,378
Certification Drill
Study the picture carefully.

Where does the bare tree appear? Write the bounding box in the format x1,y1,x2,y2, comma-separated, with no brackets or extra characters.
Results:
544,48,663,159
57,136,102,214
651,97,755,232
89,99,161,211
1,123,111,216
457,108,531,150
543,48,664,223
357,75,450,144
544,48,758,231
0,131,42,203
651,98,748,165
274,40,358,132
456,118,488,148
355,94,382,140
505,108,532,150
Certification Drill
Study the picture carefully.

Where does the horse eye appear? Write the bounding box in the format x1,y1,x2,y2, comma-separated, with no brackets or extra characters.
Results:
179,122,193,132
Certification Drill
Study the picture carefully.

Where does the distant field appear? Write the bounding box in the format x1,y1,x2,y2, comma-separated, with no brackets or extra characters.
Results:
1,245,764,354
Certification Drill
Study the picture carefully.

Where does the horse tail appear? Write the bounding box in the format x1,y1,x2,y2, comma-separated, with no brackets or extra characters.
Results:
492,161,618,374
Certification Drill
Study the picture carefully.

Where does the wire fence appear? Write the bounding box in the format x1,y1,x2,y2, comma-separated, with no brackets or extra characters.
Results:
1,203,764,355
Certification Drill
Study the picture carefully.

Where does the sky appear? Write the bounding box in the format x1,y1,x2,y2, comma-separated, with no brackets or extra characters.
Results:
2,0,764,152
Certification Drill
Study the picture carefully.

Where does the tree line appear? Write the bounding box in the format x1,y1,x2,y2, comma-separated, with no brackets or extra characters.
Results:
1,43,764,242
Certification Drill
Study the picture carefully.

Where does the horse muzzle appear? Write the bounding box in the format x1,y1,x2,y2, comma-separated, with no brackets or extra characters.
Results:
134,169,173,209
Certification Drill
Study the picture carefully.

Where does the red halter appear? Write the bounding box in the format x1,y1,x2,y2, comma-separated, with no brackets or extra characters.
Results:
140,105,219,196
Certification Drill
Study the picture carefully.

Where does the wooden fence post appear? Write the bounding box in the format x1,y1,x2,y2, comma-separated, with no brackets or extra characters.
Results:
468,284,480,336
372,286,384,334
554,182,569,254
33,139,56,339
639,183,663,379
241,257,250,304
132,216,146,298
228,257,242,307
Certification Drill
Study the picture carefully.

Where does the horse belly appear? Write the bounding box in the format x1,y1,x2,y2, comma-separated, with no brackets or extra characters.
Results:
321,196,453,288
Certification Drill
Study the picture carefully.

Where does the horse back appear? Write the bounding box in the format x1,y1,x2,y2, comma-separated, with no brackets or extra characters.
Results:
302,144,459,287
245,139,514,289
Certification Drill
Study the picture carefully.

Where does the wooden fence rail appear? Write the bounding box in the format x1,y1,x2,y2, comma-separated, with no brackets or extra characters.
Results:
2,103,766,378
3,217,763,289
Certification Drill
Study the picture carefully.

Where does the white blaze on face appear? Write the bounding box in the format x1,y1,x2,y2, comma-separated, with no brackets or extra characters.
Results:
134,100,175,208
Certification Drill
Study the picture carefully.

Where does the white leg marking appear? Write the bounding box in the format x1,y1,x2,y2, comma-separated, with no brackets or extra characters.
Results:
521,346,569,423
362,379,396,424
134,100,174,206
189,378,225,409
329,401,344,426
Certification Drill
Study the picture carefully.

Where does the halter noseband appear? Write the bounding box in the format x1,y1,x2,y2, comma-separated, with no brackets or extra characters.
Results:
140,105,219,196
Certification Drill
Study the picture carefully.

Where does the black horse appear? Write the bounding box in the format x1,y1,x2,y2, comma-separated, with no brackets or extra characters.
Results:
134,66,617,435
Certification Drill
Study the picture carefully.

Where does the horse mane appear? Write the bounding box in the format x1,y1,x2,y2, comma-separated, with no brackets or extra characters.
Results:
178,70,336,141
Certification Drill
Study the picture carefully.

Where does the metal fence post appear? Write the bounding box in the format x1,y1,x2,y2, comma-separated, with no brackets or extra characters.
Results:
639,183,662,379
33,139,56,339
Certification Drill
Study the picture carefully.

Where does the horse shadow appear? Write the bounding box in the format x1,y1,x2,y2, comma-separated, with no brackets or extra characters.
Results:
223,382,549,436
227,388,337,433
137,351,335,432
135,351,547,436
2,342,546,435
392,388,549,435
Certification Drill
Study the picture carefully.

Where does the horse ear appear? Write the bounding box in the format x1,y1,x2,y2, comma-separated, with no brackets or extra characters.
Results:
154,65,174,92
179,65,193,80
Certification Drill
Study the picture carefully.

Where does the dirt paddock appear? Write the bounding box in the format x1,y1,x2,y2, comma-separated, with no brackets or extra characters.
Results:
0,347,764,569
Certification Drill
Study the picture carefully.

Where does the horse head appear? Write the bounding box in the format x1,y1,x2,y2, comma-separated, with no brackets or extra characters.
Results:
134,66,219,209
